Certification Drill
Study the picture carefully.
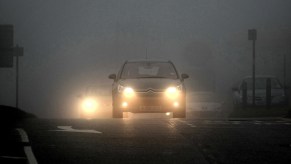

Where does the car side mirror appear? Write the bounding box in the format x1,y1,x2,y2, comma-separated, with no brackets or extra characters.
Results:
108,74,116,80
181,74,189,80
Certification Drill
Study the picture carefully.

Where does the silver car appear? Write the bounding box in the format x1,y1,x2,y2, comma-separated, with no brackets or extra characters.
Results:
232,76,287,107
109,60,189,118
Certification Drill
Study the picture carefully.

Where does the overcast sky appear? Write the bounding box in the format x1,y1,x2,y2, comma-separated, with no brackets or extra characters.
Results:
0,0,291,118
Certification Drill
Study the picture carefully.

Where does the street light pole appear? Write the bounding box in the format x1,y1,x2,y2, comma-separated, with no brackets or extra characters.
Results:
252,37,256,106
14,45,23,109
248,29,257,106
283,54,286,95
16,49,19,108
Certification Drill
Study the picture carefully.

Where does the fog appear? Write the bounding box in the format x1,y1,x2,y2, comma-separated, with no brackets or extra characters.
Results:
0,0,291,118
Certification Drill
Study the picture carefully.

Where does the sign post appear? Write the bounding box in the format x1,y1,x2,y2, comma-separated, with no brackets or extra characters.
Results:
1,25,24,108
0,25,13,67
14,45,24,108
248,29,257,106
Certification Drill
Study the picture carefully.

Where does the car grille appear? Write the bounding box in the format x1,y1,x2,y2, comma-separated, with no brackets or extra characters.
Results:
136,90,164,97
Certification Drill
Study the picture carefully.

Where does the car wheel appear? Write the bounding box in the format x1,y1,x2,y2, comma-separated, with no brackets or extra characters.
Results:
173,107,186,118
112,104,123,118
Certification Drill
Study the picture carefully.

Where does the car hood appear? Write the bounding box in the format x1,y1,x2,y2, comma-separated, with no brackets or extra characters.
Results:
119,78,181,92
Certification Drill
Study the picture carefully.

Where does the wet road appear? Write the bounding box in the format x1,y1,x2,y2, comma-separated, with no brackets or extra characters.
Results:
4,116,291,164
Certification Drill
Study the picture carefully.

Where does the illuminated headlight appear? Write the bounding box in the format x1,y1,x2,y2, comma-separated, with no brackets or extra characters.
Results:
118,85,135,98
82,98,98,113
165,85,182,99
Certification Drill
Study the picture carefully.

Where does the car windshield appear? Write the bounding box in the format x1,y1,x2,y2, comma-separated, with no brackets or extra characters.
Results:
243,78,283,89
121,62,178,79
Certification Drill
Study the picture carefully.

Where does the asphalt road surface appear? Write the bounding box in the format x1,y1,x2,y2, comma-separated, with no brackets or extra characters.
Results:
3,115,291,164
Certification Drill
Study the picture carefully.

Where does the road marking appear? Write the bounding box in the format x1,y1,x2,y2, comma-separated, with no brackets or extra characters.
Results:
253,121,262,125
178,119,291,127
186,123,196,128
16,128,29,143
0,156,26,160
24,147,38,164
177,120,187,123
16,128,38,164
231,121,241,125
264,122,272,125
176,120,196,128
52,126,102,134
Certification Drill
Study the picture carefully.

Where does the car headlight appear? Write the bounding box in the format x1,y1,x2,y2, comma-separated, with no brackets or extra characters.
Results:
82,98,98,113
118,85,135,98
165,85,182,99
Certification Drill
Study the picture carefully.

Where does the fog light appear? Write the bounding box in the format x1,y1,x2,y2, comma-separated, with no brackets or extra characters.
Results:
121,102,128,108
173,102,179,108
82,98,98,112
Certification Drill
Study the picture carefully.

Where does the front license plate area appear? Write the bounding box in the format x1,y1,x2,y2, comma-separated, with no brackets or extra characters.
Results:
140,106,161,111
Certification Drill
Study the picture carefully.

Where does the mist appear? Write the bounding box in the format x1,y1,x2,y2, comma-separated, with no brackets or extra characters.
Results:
0,0,291,118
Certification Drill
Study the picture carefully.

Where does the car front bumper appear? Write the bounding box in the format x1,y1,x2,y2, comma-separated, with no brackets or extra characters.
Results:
114,92,185,113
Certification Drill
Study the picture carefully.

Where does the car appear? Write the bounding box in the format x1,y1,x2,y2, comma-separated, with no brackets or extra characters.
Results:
108,60,189,118
232,76,287,107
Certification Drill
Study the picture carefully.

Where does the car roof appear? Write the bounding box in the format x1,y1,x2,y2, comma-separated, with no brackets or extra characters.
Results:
125,59,172,63
243,75,277,79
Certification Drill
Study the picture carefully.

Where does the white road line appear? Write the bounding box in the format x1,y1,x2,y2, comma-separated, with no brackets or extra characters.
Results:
254,121,262,125
16,128,29,143
264,123,272,125
186,123,196,128
16,128,38,164
52,126,102,134
0,156,26,160
231,121,241,125
24,146,38,164
176,120,196,128
177,120,187,123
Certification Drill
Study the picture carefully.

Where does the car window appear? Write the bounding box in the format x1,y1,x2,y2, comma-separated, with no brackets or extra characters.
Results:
243,78,282,89
121,62,178,79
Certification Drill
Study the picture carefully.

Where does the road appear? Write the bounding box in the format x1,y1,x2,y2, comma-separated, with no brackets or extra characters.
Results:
3,116,291,164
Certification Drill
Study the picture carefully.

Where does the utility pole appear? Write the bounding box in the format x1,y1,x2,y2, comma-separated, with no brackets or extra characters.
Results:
283,54,287,96
145,47,148,59
248,29,257,106
16,48,19,108
14,45,23,108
